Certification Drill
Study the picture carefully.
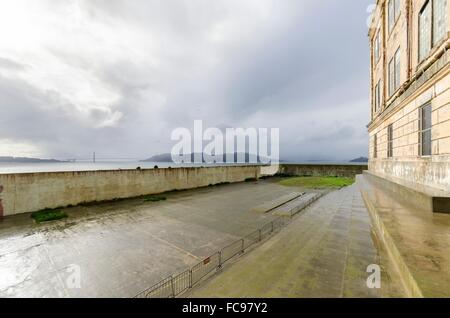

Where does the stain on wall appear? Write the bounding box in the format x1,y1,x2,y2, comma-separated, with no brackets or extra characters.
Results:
0,185,4,218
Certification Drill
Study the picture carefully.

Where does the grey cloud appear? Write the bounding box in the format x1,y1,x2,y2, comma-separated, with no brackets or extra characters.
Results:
0,57,27,71
1,0,373,161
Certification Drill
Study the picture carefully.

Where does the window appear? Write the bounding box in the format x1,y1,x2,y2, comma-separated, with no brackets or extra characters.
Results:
374,80,382,112
374,83,378,114
374,31,381,64
388,0,401,32
374,134,378,159
433,0,448,45
420,103,432,156
389,48,401,96
395,48,401,91
389,58,395,96
388,0,395,31
419,0,448,62
419,2,432,61
387,124,394,158
395,0,401,19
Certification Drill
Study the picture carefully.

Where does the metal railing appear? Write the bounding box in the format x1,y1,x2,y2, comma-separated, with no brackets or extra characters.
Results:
286,193,321,217
134,216,290,298
134,192,324,298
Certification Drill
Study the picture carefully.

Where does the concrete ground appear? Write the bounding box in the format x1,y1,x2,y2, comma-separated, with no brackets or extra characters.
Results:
186,183,405,298
0,180,306,298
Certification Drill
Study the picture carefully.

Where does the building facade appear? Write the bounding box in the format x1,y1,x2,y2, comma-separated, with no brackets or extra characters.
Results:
368,0,450,191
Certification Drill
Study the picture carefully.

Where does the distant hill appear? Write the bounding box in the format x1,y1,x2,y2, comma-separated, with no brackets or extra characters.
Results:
143,153,173,162
0,156,62,163
349,157,368,163
142,153,271,163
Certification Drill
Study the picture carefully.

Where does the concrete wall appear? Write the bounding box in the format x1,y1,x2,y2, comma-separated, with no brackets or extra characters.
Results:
369,155,450,192
278,164,368,178
0,165,261,217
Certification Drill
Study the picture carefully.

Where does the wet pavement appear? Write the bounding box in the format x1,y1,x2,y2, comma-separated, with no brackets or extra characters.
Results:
0,180,303,297
186,183,405,298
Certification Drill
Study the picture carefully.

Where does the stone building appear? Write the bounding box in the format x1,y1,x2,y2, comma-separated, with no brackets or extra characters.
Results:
368,0,449,193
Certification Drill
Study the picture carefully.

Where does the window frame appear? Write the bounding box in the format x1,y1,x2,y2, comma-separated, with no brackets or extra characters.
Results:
419,0,448,63
395,0,401,19
394,48,401,91
374,134,378,159
388,0,401,33
374,30,381,64
388,0,395,32
419,103,432,157
419,1,432,62
387,124,394,158
374,82,379,113
433,0,448,46
374,79,382,113
388,47,401,97
388,57,395,96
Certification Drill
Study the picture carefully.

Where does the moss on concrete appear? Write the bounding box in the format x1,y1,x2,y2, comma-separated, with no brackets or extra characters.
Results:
143,195,167,202
31,209,68,223
278,176,354,189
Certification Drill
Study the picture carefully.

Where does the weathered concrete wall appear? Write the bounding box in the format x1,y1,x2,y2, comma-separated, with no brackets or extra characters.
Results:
0,185,4,218
369,156,450,192
260,164,280,176
0,166,261,216
278,164,367,178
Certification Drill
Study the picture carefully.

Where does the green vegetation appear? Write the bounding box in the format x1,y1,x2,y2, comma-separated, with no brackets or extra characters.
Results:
278,176,355,189
31,209,68,223
143,195,167,202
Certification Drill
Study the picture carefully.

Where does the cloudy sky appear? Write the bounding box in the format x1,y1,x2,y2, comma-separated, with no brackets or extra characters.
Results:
0,0,374,161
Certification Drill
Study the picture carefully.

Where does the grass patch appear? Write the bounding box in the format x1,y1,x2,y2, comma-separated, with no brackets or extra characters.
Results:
143,195,167,202
31,209,68,223
278,176,355,189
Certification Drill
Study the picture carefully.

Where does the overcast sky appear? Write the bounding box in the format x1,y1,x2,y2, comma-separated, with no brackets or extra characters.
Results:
0,0,374,161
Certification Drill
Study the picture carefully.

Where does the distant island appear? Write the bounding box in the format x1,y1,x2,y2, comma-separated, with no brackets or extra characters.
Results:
143,153,173,162
349,157,368,163
0,156,62,163
142,153,271,163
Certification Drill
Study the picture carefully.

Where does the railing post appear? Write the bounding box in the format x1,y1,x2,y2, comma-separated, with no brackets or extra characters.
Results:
241,239,244,254
218,251,222,269
189,270,193,288
258,229,262,242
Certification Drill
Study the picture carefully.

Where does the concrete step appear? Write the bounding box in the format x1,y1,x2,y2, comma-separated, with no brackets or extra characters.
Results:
363,171,450,214
251,192,304,213
358,174,450,297
272,193,321,217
